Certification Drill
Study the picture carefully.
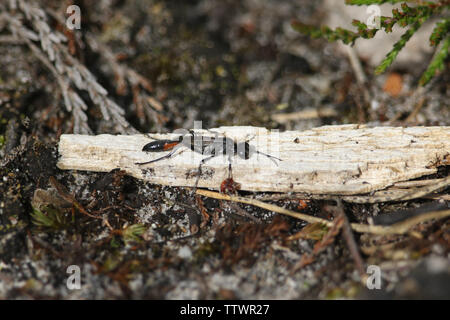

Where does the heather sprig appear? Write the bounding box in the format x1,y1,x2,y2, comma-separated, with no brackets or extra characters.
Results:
292,1,449,85
419,36,449,85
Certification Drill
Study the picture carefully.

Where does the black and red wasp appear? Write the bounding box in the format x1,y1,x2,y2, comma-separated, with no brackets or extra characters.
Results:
135,129,282,192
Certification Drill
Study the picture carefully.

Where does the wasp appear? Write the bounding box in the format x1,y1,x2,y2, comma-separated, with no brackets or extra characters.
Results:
136,129,281,191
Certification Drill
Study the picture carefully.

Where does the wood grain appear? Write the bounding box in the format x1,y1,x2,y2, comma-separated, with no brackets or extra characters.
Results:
57,124,450,195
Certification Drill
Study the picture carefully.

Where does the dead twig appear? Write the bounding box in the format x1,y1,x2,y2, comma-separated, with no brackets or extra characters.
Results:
1,3,136,134
404,95,426,124
290,215,344,273
49,176,101,220
196,190,332,226
341,175,450,203
196,189,450,235
345,46,370,122
327,201,366,278
226,202,262,223
271,107,338,123
251,176,450,203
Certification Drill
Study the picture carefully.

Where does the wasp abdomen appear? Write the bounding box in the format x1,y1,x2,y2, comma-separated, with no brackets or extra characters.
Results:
142,140,179,152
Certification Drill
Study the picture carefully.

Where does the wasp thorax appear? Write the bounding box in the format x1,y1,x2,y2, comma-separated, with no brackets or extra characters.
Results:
237,142,252,159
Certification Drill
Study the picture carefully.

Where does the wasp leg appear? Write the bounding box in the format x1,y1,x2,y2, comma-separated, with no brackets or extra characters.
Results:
192,154,216,194
227,154,233,179
135,144,184,165
227,162,232,179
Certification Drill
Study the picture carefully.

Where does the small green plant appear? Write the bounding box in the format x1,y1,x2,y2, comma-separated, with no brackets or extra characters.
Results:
0,135,5,149
31,206,69,230
121,224,146,244
292,1,449,85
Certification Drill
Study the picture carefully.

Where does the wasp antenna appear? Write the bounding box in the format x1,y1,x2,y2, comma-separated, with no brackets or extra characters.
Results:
257,151,282,161
144,134,160,140
257,151,282,165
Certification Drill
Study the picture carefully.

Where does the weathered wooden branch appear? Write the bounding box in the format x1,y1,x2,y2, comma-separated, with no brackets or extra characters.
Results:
57,125,450,200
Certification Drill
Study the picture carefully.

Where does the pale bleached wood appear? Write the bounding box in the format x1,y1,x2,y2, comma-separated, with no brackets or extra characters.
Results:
57,124,450,195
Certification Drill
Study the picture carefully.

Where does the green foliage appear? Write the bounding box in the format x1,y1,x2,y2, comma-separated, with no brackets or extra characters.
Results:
375,20,423,74
31,206,69,230
430,18,450,46
291,22,361,45
122,224,146,244
420,36,450,85
292,1,449,85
